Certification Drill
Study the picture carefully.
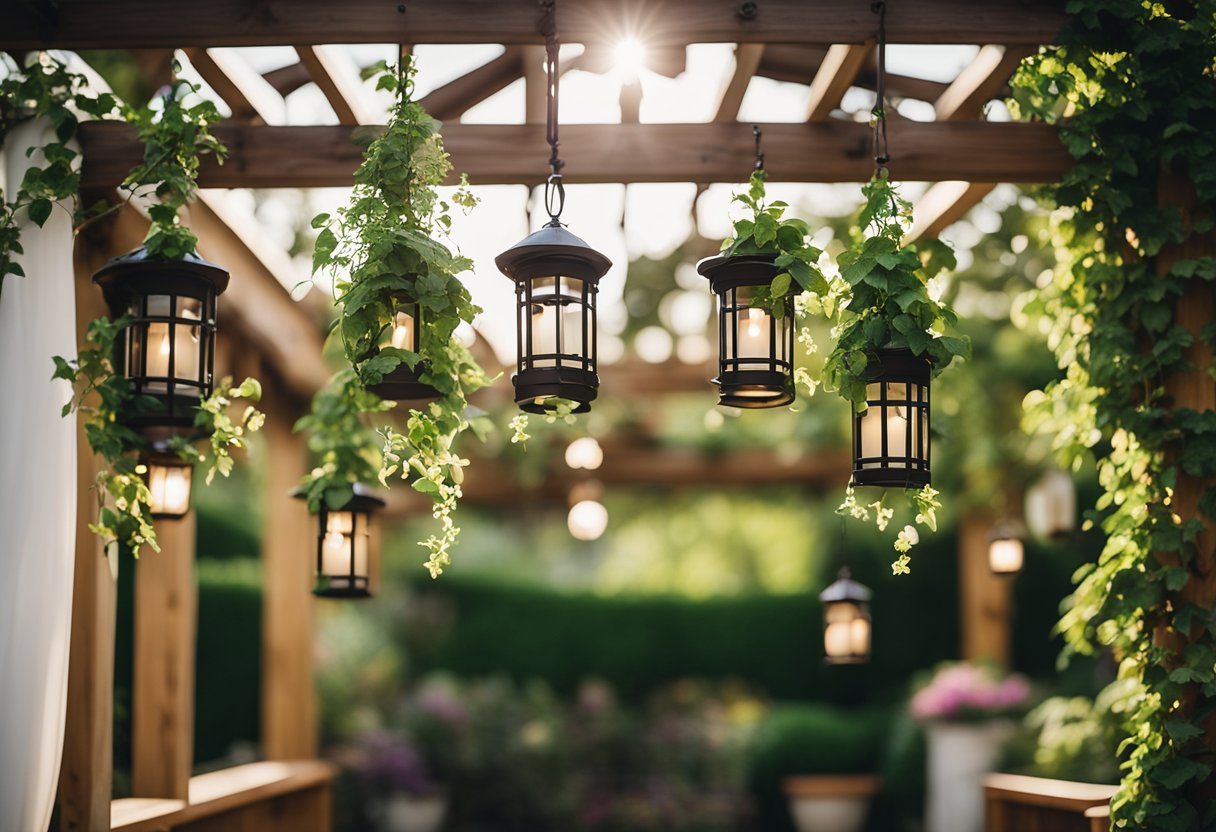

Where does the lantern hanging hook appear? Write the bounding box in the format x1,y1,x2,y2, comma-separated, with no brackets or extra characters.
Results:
752,124,765,172
870,0,890,172
540,0,565,224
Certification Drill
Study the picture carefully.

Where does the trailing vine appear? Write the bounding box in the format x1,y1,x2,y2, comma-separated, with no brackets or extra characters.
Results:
309,59,489,577
1010,3,1216,828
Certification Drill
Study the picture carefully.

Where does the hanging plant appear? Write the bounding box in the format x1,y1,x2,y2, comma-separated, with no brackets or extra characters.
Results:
309,58,490,578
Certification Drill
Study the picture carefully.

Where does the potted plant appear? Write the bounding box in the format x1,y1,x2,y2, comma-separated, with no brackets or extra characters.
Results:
910,661,1031,832
310,58,490,577
697,168,828,408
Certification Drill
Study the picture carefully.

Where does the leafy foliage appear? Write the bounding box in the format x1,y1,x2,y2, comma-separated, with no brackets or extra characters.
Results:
177,377,266,485
309,58,490,576
0,52,122,292
1010,2,1216,827
122,67,227,259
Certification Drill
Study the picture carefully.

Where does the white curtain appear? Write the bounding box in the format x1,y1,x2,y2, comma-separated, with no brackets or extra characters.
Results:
0,119,80,832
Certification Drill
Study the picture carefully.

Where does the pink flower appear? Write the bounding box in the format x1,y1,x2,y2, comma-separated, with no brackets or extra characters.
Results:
909,662,1030,721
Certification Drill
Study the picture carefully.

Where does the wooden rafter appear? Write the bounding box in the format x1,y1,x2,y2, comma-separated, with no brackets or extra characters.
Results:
181,47,280,124
712,43,764,123
905,180,996,242
759,44,949,103
418,47,524,120
1,0,1068,48
934,44,1034,121
293,45,373,125
805,43,873,121
78,121,1071,188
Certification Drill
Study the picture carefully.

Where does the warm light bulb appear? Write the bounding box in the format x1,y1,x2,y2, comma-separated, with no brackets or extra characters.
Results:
568,500,608,541
159,332,172,356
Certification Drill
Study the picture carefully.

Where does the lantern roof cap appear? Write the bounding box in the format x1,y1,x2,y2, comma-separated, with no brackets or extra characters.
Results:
92,245,230,295
987,521,1025,542
819,567,872,603
291,482,386,512
495,222,612,281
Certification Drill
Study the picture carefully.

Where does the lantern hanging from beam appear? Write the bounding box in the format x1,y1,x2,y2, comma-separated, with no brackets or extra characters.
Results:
295,485,384,599
1025,468,1075,541
92,247,228,435
851,348,931,488
367,294,440,402
698,255,796,408
140,447,193,519
496,0,612,415
987,524,1025,575
819,567,872,665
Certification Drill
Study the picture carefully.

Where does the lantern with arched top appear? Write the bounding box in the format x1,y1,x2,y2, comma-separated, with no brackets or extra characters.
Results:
698,255,796,408
852,348,931,488
92,247,227,434
295,485,384,599
820,568,872,665
367,293,440,402
496,224,611,414
141,446,193,519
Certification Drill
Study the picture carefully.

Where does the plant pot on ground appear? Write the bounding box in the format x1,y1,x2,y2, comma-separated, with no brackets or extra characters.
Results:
783,774,881,832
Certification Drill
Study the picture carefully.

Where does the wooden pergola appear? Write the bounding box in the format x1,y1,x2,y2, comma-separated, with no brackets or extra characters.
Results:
3,2,1079,830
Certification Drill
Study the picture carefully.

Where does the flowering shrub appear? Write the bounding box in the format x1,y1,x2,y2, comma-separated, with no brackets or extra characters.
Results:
909,662,1030,722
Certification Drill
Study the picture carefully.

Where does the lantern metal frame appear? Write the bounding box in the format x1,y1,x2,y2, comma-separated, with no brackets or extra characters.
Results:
294,484,385,599
698,254,797,409
987,523,1025,575
141,445,193,520
367,293,440,402
851,347,931,488
92,246,228,435
496,223,611,414
818,567,873,666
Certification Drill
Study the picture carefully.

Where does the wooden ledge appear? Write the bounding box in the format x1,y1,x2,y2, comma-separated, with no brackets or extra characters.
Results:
984,773,1117,812
112,760,335,832
784,774,882,798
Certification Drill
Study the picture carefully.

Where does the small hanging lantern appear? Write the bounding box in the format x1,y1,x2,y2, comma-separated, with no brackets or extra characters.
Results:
698,255,796,408
92,247,228,434
295,485,384,598
140,447,193,519
988,524,1025,575
367,294,440,402
496,0,612,415
1025,469,1075,541
852,348,931,488
819,568,872,665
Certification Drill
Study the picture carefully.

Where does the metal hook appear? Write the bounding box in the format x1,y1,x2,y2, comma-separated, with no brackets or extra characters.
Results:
753,124,765,171
544,173,566,224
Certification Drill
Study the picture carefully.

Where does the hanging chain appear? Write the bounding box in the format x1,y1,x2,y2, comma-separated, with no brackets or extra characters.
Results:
752,125,765,172
540,0,565,224
870,0,890,171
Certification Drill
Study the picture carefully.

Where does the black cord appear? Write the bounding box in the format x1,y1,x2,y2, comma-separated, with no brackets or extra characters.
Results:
540,0,565,223
753,124,765,172
871,1,890,170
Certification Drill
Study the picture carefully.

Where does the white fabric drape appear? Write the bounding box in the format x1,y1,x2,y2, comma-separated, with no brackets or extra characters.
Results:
0,119,80,832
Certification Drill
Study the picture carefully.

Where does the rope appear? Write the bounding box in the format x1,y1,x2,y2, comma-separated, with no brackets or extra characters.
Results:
540,0,565,223
752,125,765,172
870,1,890,171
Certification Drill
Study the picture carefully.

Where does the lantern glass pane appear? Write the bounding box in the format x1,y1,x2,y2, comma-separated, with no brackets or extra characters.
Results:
148,464,191,516
525,275,587,369
989,538,1024,573
320,510,369,580
134,295,202,395
824,601,871,660
389,308,417,351
858,382,922,468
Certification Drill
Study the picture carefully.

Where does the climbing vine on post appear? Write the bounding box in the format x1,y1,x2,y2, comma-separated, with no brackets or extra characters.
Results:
1011,3,1216,828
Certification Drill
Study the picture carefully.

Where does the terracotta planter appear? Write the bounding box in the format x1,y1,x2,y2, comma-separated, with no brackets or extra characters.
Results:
381,793,446,832
783,774,881,832
924,720,1015,832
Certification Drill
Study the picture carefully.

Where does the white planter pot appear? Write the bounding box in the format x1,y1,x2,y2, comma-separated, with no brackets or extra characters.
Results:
784,775,880,832
924,721,1014,832
382,793,447,832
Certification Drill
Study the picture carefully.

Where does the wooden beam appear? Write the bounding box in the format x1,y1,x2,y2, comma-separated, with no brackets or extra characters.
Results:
934,45,1034,121
294,45,373,125
182,48,280,124
959,512,1011,667
79,121,1072,188
905,180,996,241
713,44,764,123
259,391,318,760
805,43,872,121
131,512,197,800
1,0,1068,48
759,44,949,102
418,47,524,121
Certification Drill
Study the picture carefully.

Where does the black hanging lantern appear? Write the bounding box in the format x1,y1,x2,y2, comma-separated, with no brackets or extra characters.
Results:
367,294,440,402
819,567,872,665
92,247,228,434
495,0,612,415
140,446,193,519
851,348,931,488
698,255,796,408
295,485,384,599
988,524,1025,575
496,225,610,413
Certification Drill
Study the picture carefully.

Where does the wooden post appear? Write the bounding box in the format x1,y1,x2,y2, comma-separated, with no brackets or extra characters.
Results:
959,511,1012,667
58,234,119,832
130,512,198,799
260,382,317,759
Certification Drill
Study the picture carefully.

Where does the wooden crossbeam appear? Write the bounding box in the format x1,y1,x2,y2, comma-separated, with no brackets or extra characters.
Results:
805,43,873,121
78,121,1070,188
760,44,949,103
712,44,765,123
181,48,280,124
419,47,524,120
934,44,1034,120
1,0,1068,48
905,180,996,241
294,45,374,125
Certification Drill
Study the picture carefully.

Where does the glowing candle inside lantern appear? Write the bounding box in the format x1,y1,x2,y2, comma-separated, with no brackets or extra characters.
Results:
390,309,415,351
824,621,852,658
860,384,909,468
824,601,866,660
143,296,200,394
531,304,559,368
729,307,772,370
989,537,1024,574
147,463,191,517
320,512,367,586
849,617,871,656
